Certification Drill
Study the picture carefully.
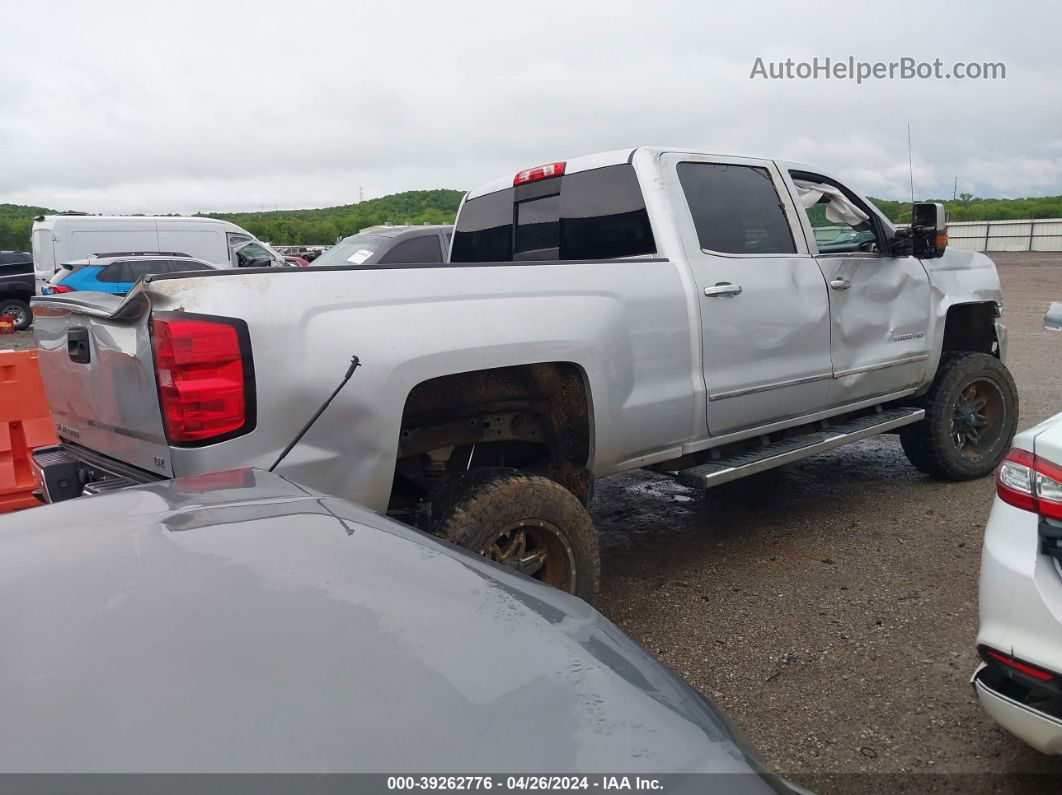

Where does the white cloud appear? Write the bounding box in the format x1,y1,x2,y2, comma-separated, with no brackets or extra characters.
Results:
1,0,1060,212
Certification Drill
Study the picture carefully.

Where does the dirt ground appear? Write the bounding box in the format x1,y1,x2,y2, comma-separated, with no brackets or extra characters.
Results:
593,252,1062,792
0,328,36,352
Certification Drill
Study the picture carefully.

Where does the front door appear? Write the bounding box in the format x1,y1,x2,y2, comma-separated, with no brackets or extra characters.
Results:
665,154,833,436
781,168,932,407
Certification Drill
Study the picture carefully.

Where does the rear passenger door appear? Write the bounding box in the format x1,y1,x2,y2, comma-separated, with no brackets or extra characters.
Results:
663,154,833,436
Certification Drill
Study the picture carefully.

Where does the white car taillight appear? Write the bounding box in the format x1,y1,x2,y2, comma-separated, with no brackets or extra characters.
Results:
996,448,1062,520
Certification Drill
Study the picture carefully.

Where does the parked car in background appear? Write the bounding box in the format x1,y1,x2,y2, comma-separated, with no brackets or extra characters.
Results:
283,255,310,267
31,214,284,290
312,225,452,267
0,251,35,330
275,245,327,262
41,254,216,296
0,467,795,787
29,147,1016,603
974,395,1062,753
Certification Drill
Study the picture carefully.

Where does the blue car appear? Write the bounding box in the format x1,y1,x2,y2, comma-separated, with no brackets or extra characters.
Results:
42,253,216,296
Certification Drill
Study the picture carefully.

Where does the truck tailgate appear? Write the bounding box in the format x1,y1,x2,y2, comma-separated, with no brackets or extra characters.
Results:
30,292,173,478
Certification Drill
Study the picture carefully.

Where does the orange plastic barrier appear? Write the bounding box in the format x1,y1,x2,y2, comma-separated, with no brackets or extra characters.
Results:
0,350,58,513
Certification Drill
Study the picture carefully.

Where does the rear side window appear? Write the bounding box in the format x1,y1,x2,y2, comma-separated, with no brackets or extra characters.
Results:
97,259,184,282
96,263,128,282
451,164,655,263
677,163,796,255
378,235,443,265
166,259,213,273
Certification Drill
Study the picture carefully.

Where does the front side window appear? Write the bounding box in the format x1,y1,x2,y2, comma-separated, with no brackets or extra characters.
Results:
451,164,655,263
226,232,252,250
234,242,273,267
790,172,879,255
677,162,796,255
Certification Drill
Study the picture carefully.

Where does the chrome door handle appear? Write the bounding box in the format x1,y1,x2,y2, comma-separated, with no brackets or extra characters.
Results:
704,282,743,297
829,278,851,290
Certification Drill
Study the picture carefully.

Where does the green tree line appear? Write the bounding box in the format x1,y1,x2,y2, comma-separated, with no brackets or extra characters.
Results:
0,190,465,251
6,190,1062,251
202,189,465,246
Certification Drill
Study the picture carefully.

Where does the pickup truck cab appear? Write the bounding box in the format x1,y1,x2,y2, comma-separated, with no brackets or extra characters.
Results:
29,147,1017,602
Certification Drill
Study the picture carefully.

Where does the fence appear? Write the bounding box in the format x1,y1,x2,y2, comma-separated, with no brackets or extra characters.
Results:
816,219,1062,252
945,219,1062,252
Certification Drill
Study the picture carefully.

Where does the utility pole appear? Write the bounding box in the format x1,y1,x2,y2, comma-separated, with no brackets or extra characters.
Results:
358,186,364,203
952,177,958,201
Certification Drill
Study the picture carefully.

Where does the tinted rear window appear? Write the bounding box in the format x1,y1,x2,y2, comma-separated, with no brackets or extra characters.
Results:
451,164,655,263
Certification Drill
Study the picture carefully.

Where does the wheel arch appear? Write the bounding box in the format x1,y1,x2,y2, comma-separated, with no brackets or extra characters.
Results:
389,361,596,514
941,301,1002,358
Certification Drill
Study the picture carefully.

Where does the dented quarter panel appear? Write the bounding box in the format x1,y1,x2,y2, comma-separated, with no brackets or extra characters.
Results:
143,261,696,510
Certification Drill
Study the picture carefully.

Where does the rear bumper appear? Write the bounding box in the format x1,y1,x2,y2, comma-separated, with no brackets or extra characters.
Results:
31,442,164,503
973,664,1062,754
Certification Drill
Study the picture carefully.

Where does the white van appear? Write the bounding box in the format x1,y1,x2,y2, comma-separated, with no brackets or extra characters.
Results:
31,215,284,289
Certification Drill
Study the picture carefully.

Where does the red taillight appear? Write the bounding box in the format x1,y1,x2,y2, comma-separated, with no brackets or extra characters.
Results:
151,316,252,444
984,648,1055,682
50,285,75,294
513,161,566,186
997,447,1062,520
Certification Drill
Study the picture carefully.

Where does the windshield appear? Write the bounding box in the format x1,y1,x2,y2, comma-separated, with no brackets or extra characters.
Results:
311,236,385,267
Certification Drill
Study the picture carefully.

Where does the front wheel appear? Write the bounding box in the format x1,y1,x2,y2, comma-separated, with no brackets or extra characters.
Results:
899,352,1018,480
430,468,601,602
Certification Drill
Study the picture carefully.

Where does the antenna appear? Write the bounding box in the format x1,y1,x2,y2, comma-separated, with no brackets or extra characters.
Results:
907,122,916,205
269,355,362,472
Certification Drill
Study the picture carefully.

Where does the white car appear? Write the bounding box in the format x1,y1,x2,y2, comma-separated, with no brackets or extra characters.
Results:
974,409,1062,753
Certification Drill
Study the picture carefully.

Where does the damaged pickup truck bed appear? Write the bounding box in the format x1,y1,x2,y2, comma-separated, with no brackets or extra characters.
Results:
30,146,1017,602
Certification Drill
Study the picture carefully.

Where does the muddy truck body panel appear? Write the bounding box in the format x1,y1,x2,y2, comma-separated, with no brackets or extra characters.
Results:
30,146,1007,519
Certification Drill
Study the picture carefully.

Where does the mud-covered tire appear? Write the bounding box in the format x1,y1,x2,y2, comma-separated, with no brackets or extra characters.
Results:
430,467,600,602
899,352,1018,480
0,298,31,331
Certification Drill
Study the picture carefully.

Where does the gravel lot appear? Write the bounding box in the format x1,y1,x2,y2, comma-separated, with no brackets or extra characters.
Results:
594,252,1062,792
3,253,1060,790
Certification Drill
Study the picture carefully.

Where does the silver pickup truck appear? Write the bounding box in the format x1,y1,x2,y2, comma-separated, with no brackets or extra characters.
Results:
29,146,1017,601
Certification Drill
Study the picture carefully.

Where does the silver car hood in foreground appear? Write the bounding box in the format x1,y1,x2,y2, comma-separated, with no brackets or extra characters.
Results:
0,470,779,783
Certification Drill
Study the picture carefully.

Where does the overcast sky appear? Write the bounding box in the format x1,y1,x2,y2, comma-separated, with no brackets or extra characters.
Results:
1,0,1060,214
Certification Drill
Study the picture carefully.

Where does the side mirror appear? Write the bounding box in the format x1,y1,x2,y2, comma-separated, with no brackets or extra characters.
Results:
910,202,948,258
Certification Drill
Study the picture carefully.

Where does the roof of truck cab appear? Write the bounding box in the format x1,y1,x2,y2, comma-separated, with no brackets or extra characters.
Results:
463,147,793,200
466,148,638,200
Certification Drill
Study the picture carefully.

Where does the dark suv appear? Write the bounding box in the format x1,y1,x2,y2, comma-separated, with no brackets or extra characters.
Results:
0,251,34,330
311,225,452,268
